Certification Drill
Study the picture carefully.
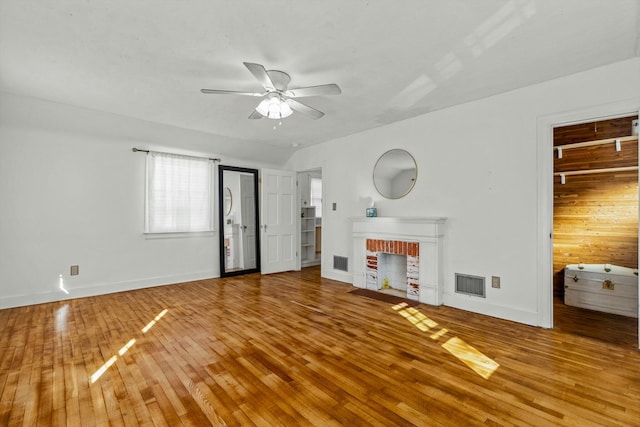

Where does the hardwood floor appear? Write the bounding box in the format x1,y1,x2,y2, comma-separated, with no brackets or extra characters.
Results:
1,266,639,426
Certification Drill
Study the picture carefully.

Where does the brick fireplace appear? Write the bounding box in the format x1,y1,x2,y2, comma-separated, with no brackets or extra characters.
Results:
352,217,446,305
366,239,420,299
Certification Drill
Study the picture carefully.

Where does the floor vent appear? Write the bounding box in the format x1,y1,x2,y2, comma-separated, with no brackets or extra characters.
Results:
333,256,348,272
455,273,486,298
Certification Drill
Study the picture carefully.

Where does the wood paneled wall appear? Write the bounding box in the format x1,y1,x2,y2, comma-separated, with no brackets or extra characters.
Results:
553,116,638,296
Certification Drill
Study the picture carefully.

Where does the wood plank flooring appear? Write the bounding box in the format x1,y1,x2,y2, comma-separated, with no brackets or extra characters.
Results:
1,266,639,426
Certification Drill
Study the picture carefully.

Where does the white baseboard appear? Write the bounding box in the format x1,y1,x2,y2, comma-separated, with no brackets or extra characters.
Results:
443,293,539,326
419,286,439,306
321,268,352,285
0,270,218,310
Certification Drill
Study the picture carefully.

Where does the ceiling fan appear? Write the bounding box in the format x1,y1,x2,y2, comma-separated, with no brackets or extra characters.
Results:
201,62,341,120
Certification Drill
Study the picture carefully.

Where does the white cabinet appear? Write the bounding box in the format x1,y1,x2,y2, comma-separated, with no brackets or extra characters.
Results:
301,206,318,266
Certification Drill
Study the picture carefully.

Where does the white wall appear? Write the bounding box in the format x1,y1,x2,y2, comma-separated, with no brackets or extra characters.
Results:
286,58,640,326
0,93,280,309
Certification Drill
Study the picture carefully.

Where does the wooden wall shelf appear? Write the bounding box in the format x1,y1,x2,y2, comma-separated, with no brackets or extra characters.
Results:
555,135,638,154
554,165,638,179
554,134,638,182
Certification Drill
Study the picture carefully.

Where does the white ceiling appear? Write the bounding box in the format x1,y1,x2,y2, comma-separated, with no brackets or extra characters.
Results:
1,0,639,161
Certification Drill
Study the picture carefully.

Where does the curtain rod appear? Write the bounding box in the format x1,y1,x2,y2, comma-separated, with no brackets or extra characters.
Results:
132,148,221,162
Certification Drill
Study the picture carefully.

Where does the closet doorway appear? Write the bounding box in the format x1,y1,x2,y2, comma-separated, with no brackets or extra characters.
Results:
298,168,322,269
552,115,638,343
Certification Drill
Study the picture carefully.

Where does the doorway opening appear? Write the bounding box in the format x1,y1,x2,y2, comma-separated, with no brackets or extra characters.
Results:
298,168,322,269
552,115,638,344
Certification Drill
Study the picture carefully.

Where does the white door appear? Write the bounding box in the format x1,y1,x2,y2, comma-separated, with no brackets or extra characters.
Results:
261,168,297,274
240,174,257,269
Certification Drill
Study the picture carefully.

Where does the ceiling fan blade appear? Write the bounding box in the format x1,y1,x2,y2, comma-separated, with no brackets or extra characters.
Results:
248,110,263,119
285,84,342,98
201,89,263,96
243,62,276,91
285,99,325,119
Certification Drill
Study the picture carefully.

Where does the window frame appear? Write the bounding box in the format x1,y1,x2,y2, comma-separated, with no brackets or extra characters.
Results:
144,151,214,234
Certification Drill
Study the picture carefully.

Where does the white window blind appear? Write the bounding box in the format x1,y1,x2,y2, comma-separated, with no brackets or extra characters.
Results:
145,152,213,233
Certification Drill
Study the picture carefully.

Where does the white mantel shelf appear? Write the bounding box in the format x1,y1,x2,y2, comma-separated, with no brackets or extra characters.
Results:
351,216,447,305
350,217,446,239
350,217,447,223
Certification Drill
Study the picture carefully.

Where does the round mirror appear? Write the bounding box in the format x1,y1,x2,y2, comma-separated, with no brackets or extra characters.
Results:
373,149,417,199
223,187,232,216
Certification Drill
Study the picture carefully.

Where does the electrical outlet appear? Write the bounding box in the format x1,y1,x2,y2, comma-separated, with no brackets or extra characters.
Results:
70,265,79,276
491,276,500,288
332,202,337,211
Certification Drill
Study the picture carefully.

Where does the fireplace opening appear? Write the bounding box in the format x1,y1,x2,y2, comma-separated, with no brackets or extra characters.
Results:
365,238,420,300
378,253,407,292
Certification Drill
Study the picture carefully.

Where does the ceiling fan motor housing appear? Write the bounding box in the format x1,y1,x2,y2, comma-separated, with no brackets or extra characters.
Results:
265,70,291,92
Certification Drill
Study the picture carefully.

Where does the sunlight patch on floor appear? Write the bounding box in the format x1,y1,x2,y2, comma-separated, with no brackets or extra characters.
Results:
118,338,136,356
91,356,117,384
91,309,168,384
442,336,500,380
392,302,499,379
142,308,168,333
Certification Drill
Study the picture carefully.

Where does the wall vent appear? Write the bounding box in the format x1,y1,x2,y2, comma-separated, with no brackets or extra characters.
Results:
333,256,348,272
455,273,486,298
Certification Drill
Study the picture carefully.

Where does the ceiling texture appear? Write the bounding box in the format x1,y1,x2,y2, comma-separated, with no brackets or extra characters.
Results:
1,0,639,161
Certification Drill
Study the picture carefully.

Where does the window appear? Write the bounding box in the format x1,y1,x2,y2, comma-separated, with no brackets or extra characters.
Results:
310,177,322,218
145,152,213,233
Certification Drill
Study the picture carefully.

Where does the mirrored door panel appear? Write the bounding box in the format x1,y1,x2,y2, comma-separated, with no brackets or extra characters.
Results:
219,165,260,277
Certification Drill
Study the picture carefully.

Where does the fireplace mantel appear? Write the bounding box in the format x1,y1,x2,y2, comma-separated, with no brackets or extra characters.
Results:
351,217,446,237
351,217,447,305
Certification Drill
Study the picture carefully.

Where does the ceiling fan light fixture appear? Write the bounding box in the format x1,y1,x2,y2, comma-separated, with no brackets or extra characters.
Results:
276,100,293,119
256,95,293,119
